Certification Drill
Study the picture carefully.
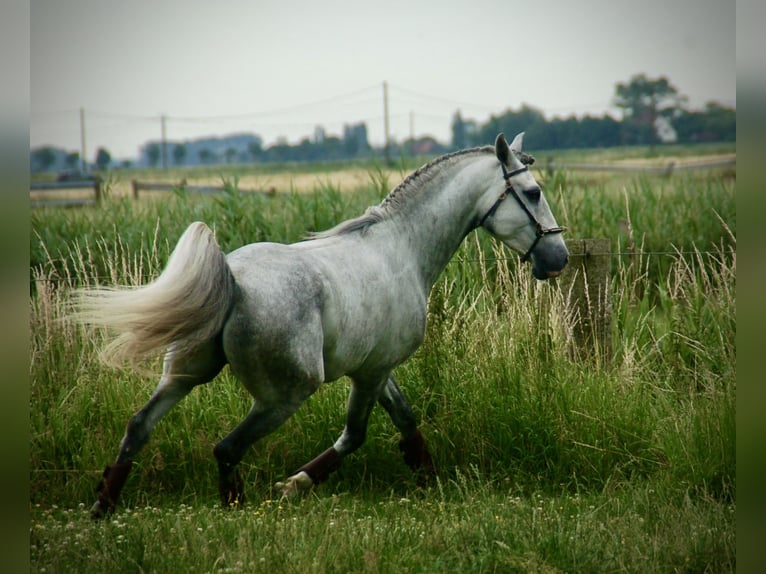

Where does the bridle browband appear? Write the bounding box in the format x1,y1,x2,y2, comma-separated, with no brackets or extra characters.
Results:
479,163,566,262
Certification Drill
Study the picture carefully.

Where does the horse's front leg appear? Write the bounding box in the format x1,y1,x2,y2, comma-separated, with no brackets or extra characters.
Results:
276,378,382,497
274,447,342,497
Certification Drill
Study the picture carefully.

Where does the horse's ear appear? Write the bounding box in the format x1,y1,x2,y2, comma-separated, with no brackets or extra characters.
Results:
495,133,510,165
509,132,525,153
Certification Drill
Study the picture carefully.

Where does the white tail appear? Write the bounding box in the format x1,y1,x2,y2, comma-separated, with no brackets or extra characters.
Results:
74,222,234,368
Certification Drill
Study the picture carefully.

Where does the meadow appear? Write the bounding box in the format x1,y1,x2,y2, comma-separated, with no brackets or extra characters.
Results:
30,145,735,572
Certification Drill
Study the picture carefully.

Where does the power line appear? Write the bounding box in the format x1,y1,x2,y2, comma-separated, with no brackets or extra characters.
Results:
166,84,382,123
387,84,499,112
36,84,502,129
34,85,383,126
87,110,159,122
388,84,615,119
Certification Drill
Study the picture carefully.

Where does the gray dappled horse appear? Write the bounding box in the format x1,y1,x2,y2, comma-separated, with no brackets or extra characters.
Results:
80,133,568,518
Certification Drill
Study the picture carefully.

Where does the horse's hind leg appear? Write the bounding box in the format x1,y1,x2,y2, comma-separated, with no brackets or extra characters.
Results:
91,341,225,519
378,375,434,476
212,400,306,508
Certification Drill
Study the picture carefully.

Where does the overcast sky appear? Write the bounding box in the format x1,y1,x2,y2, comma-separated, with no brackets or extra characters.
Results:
30,0,736,160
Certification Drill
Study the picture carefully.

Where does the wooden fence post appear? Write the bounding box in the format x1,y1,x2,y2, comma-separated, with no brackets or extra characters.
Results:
558,238,612,362
94,177,103,203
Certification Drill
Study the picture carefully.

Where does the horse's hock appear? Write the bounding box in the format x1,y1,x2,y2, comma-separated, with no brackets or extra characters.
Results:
560,239,613,362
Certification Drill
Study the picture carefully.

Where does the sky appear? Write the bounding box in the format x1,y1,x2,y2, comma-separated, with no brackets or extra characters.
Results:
30,0,736,161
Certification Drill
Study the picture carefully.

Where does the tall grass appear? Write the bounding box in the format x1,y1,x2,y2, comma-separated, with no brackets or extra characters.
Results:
29,162,735,572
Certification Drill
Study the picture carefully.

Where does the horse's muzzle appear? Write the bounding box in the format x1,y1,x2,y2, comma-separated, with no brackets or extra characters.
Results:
531,248,569,280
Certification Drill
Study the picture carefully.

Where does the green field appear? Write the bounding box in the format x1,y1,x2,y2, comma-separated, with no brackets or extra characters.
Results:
30,147,735,572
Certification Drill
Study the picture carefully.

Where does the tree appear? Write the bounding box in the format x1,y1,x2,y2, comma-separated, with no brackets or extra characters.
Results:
477,105,547,148
248,140,262,162
95,147,111,170
265,142,292,163
673,102,736,143
65,152,80,169
173,143,187,166
313,136,343,161
32,147,57,172
451,111,467,150
146,143,161,168
578,114,622,148
198,148,214,164
614,74,685,146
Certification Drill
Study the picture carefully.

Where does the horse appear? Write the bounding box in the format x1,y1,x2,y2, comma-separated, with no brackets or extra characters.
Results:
78,132,568,519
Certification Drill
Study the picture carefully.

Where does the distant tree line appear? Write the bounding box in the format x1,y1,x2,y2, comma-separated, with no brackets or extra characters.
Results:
452,74,735,151
251,123,372,164
134,123,372,168
31,74,734,173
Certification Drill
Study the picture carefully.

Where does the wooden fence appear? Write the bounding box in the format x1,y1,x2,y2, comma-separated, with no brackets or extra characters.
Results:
131,180,275,199
30,179,103,208
543,155,735,175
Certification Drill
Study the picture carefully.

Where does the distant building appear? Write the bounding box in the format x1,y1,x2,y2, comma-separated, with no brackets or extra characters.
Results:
342,123,369,157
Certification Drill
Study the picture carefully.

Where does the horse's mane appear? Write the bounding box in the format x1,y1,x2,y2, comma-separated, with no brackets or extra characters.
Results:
309,146,495,239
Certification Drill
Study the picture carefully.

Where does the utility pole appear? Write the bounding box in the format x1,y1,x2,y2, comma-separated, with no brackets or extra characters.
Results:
79,108,87,172
383,81,391,165
161,114,168,170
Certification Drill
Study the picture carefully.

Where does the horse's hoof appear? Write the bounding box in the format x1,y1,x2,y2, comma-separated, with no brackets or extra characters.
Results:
90,500,109,520
218,470,245,509
399,429,434,475
275,471,313,497
219,487,245,509
221,496,245,510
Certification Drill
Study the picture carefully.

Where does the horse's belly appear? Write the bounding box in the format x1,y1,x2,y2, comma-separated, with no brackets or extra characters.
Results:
321,302,427,382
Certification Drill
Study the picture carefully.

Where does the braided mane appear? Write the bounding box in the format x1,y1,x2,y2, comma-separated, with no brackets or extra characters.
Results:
310,147,494,239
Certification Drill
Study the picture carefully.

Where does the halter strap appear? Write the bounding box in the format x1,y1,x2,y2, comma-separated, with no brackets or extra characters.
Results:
502,165,530,179
480,163,566,262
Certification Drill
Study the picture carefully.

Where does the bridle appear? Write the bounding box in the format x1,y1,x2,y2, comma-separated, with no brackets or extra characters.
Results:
479,163,566,262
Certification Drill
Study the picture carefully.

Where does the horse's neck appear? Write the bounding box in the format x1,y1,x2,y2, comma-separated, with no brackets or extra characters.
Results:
376,154,496,289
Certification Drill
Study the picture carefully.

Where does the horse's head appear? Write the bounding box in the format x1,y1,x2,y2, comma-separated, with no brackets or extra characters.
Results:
479,132,568,280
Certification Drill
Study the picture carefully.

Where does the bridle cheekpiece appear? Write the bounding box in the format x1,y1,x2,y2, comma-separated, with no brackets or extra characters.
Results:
479,159,566,263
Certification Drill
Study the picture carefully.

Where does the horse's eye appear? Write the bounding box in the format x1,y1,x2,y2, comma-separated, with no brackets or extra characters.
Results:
524,187,541,201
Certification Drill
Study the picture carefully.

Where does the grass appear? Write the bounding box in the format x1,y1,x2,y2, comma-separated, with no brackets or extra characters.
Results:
29,151,735,572
31,480,734,573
